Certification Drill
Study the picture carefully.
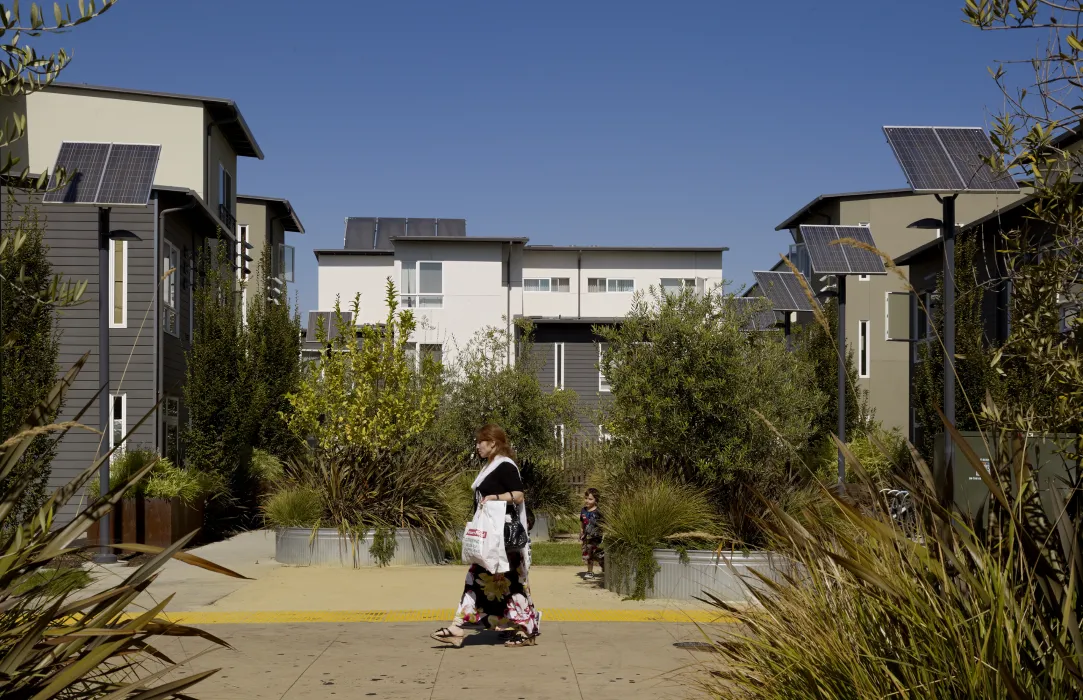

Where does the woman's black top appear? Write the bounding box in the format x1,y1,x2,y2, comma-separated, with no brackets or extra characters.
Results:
476,461,525,517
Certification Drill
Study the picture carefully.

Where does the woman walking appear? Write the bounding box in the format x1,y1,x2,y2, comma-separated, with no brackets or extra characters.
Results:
431,424,540,648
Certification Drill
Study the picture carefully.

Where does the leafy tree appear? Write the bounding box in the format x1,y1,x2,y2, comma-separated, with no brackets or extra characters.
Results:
0,200,60,529
596,288,826,500
184,239,257,531
246,247,303,461
285,280,441,456
793,298,870,446
430,320,580,513
911,235,1007,462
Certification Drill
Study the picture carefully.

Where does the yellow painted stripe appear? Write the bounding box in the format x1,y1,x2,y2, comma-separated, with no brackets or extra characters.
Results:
116,608,735,625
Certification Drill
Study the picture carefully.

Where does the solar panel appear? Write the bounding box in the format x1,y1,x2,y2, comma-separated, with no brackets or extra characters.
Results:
378,218,406,243
800,225,887,276
345,217,377,249
733,297,781,332
936,127,1018,192
883,126,1018,193
407,218,436,237
437,218,466,237
753,271,816,312
95,144,160,205
43,142,111,203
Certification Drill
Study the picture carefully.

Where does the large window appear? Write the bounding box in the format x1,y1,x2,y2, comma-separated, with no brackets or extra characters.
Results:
163,397,180,464
401,262,443,308
525,277,571,293
109,239,127,328
163,241,180,337
588,278,634,293
660,278,695,295
278,243,296,283
109,394,126,458
598,342,611,392
859,319,870,378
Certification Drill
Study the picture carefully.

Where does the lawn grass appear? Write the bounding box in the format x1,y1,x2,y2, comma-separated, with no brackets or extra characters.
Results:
13,568,92,597
531,541,584,566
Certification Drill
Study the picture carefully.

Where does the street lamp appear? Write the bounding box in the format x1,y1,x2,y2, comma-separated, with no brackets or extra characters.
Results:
94,206,141,564
908,209,964,476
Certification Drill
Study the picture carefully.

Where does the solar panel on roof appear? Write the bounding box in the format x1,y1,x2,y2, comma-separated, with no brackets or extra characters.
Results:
95,144,160,205
732,297,780,332
43,142,111,203
345,217,377,249
883,126,1019,193
437,218,466,237
379,218,406,242
407,218,436,237
44,141,162,206
778,272,817,311
800,225,887,276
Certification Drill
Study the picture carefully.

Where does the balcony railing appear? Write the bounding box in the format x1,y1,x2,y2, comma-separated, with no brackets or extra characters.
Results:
218,204,237,232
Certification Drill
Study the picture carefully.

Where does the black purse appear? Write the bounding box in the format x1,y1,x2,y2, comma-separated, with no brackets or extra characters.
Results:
504,503,529,549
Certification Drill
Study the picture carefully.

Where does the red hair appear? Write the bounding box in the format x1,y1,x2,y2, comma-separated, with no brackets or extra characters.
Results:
476,423,516,460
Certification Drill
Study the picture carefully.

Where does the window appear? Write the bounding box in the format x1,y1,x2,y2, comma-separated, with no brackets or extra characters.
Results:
598,343,611,392
278,243,296,283
219,165,234,215
524,277,570,292
401,262,443,308
886,292,910,341
858,320,870,378
237,226,250,280
109,394,126,458
859,275,870,281
587,278,634,293
660,278,696,295
913,291,937,363
598,425,613,442
554,424,566,452
163,241,180,337
109,239,127,327
163,397,180,464
553,343,564,389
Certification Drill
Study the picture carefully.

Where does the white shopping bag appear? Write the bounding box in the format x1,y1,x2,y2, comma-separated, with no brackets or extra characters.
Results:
461,501,509,574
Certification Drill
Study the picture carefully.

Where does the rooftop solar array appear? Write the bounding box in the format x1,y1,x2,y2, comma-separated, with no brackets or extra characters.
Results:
43,142,161,205
344,217,469,250
345,217,377,249
753,271,817,312
800,225,887,276
883,126,1019,193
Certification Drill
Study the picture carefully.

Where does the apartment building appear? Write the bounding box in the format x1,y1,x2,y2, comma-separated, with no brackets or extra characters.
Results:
236,194,305,299
0,83,299,524
774,187,1023,435
314,217,726,437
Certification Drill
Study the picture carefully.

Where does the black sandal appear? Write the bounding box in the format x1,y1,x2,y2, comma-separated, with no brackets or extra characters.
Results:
430,627,465,648
504,633,537,647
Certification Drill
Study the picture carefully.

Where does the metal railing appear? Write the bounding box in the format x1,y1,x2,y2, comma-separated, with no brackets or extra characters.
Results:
218,204,237,232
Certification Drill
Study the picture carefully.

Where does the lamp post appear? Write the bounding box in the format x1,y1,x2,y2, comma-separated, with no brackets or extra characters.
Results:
908,202,960,492
95,206,141,565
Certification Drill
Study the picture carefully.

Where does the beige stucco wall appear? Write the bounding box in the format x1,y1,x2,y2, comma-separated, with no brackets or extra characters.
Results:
13,89,206,195
317,254,396,323
207,113,238,218
829,191,1026,435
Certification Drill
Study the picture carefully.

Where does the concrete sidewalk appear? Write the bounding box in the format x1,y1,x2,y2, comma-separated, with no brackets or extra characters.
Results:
152,622,722,700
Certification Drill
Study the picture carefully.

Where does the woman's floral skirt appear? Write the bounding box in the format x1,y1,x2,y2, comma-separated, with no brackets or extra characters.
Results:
454,550,539,636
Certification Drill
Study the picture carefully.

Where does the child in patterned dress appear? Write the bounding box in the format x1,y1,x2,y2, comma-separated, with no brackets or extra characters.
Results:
580,488,604,579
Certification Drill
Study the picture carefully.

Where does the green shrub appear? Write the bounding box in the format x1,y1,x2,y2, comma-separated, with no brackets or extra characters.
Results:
89,451,224,505
262,486,323,528
810,424,909,488
251,448,284,486
604,474,721,599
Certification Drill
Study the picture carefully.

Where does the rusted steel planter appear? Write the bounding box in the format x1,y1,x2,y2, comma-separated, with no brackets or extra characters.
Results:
87,497,204,548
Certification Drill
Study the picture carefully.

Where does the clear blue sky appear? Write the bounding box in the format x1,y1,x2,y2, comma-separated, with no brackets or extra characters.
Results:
42,0,1036,314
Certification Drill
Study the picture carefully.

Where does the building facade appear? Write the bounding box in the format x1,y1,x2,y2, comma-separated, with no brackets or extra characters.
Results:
313,218,726,438
0,83,301,524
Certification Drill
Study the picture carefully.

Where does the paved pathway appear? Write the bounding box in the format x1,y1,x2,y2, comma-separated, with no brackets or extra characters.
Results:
153,622,721,700
79,532,735,699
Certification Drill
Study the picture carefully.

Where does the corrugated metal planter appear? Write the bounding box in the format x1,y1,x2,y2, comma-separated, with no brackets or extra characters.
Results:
531,514,551,542
275,527,446,567
606,549,791,601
